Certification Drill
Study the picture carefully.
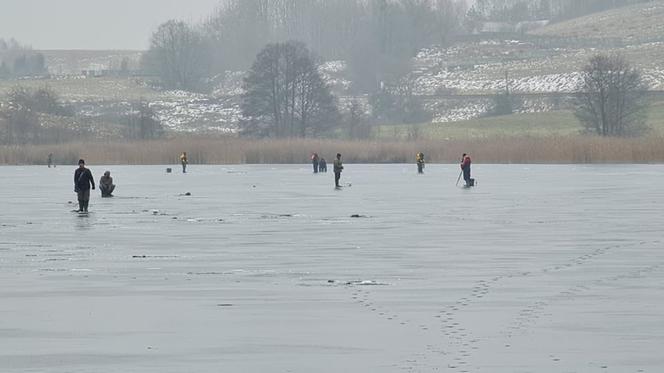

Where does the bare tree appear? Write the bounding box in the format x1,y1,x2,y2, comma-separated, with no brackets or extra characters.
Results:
126,100,163,140
576,54,647,136
240,41,338,138
143,20,210,91
0,38,48,78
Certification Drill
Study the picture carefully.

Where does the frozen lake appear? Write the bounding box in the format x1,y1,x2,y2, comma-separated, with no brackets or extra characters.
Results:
1,164,663,373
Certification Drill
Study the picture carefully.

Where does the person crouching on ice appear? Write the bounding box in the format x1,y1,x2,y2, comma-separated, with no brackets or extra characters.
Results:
99,171,115,197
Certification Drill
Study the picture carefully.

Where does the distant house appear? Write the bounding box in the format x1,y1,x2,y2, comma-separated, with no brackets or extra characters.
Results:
515,20,550,33
81,63,106,78
475,20,550,34
82,69,104,78
478,22,515,34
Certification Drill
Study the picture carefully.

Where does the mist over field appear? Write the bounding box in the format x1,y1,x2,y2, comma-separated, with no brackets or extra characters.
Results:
0,0,220,50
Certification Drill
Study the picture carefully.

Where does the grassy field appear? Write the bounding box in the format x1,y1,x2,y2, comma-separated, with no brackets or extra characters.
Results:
0,77,163,101
645,99,664,132
374,101,664,141
374,112,581,140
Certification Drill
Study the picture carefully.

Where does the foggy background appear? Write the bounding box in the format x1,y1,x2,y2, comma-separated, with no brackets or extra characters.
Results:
0,0,662,160
0,0,220,50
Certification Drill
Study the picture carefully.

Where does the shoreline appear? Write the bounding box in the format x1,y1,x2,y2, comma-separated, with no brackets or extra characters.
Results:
1,135,664,165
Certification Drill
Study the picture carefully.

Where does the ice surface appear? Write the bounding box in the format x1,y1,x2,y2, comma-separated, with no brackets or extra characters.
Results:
1,164,663,373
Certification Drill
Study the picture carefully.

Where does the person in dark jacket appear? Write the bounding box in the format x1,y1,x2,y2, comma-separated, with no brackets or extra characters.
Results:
74,159,95,212
319,158,327,173
460,153,472,187
416,152,425,174
47,153,53,168
333,153,344,188
99,171,115,197
312,153,320,173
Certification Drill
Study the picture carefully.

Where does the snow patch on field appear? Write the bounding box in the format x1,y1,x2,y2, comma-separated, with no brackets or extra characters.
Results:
151,91,239,133
319,60,352,92
413,41,664,94
211,71,246,97
415,71,582,95
432,104,490,123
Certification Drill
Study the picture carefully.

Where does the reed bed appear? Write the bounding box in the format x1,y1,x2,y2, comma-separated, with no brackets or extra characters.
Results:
1,136,664,165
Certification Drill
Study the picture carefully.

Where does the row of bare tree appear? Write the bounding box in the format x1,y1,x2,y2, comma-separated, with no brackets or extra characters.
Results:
0,86,163,145
143,1,650,138
143,0,467,92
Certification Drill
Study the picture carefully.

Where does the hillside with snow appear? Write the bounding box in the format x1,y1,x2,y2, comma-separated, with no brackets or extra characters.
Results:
6,1,664,134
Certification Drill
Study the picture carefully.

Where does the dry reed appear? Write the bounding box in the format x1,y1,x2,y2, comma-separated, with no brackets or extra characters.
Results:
1,136,663,165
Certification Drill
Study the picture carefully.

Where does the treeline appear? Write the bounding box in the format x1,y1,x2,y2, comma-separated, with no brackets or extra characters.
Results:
143,0,651,94
0,86,164,145
239,40,432,138
467,0,652,23
143,0,467,93
0,38,48,78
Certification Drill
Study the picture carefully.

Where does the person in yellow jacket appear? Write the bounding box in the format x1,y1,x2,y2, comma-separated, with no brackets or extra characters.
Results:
180,152,188,173
416,152,425,174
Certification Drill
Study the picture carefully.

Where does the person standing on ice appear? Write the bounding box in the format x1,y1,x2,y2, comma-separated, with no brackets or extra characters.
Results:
312,153,320,173
74,159,95,212
180,152,188,173
416,152,425,174
460,153,472,187
333,153,344,188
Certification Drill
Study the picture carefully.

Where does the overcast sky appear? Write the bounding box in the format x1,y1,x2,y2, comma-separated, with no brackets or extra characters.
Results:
0,0,222,50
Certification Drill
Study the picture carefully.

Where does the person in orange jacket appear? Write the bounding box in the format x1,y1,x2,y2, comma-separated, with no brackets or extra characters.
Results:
180,152,188,173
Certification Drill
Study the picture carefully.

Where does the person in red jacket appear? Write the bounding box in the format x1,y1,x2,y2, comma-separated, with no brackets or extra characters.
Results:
460,153,472,187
